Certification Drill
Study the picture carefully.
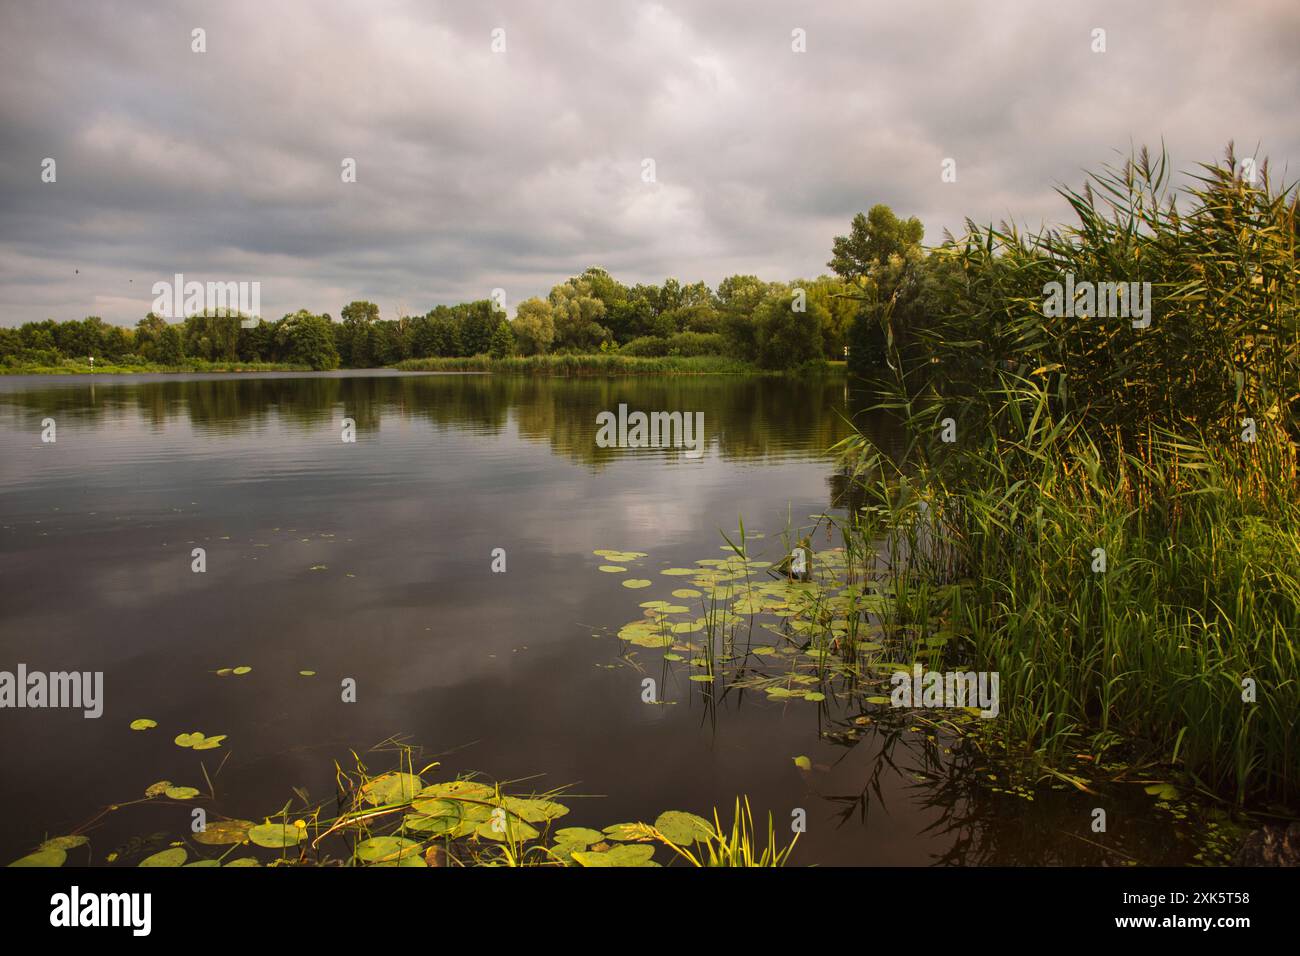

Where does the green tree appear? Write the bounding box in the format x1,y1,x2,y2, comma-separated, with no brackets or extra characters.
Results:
340,300,379,367
238,318,276,362
549,279,611,351
754,287,825,370
489,319,515,358
181,312,240,361
827,205,924,280
19,321,58,353
512,298,555,355
718,275,777,361
794,277,860,360
455,301,497,356
828,205,926,377
134,313,167,360
276,311,340,370
415,307,462,357
157,324,184,365
100,325,131,360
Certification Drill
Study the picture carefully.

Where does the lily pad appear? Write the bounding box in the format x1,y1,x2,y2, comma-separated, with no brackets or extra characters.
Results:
621,579,652,589
415,780,496,803
654,810,713,845
404,810,462,835
359,772,423,807
139,847,188,867
224,857,261,867
475,817,540,842
602,822,647,842
193,819,254,846
8,848,66,867
129,718,157,731
232,666,252,675
499,797,569,823
355,836,422,865
598,565,627,573
572,844,657,867
553,827,603,848
39,835,88,852
794,755,812,771
164,786,200,800
248,823,304,848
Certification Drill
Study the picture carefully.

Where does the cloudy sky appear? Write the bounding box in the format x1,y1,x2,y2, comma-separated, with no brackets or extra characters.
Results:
1,0,1296,326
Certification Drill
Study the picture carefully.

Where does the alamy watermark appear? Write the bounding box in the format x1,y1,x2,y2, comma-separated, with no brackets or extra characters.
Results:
0,664,102,718
151,273,261,327
595,403,705,459
50,886,150,936
890,664,999,718
1043,272,1151,328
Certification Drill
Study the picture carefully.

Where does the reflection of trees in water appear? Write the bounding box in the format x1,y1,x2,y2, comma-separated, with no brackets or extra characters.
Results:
1,373,862,466
815,706,1181,866
682,645,1178,866
826,388,909,513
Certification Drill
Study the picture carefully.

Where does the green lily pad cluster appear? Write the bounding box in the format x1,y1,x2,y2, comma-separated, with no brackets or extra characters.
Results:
8,753,733,870
596,536,976,714
7,835,88,868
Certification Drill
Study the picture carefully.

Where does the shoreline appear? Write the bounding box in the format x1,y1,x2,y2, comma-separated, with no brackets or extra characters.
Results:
3,356,847,378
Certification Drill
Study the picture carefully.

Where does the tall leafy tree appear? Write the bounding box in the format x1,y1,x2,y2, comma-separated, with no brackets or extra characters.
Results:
157,324,184,365
276,310,340,370
548,279,610,351
827,205,924,279
754,287,825,370
340,300,379,367
455,301,498,356
512,298,555,355
828,205,926,377
489,319,515,358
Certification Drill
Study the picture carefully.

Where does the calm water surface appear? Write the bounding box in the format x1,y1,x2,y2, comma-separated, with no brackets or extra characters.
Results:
0,371,1182,865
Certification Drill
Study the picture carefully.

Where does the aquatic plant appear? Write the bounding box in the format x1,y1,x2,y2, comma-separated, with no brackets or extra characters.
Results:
834,145,1300,805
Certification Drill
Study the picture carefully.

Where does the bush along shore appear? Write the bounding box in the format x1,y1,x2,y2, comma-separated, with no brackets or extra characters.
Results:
1,358,313,375
833,144,1298,818
393,354,838,376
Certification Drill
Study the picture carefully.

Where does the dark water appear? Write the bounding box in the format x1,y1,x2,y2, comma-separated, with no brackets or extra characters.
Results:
0,371,1197,866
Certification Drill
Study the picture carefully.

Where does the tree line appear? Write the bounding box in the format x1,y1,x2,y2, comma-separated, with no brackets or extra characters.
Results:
1,204,932,372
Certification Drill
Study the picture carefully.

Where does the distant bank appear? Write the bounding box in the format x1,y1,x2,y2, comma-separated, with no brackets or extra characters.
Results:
3,355,844,377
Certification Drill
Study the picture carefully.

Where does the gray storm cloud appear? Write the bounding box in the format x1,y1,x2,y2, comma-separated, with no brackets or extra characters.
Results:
0,0,1296,325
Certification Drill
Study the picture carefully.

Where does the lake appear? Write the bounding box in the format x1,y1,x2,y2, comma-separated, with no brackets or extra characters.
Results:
0,371,1191,865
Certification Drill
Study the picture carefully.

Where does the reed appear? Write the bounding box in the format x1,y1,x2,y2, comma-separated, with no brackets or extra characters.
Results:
838,145,1299,804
